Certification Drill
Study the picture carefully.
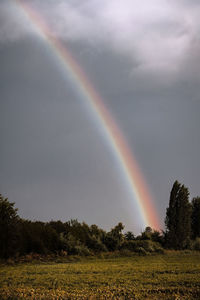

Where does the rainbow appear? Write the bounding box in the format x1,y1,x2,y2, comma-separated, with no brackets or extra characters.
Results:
15,0,160,230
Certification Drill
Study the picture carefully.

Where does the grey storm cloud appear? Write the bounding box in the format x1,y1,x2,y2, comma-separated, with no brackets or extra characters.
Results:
0,0,200,233
1,0,200,73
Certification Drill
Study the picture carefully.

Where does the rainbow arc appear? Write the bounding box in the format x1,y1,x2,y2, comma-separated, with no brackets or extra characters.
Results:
15,0,160,230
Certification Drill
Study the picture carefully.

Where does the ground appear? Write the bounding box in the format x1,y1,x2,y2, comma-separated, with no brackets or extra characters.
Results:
0,252,200,299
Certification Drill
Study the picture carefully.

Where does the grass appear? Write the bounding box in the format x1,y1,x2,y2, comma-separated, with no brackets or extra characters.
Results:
0,252,200,299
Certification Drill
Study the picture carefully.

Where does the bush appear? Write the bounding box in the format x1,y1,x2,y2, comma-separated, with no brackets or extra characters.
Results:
73,245,91,256
137,247,148,255
87,235,107,252
119,249,133,256
192,238,200,251
120,240,164,254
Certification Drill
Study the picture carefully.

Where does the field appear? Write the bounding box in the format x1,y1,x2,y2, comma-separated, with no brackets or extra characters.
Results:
0,252,200,299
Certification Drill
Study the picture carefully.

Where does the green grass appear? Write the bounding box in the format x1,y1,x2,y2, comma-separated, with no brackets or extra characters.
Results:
1,252,200,299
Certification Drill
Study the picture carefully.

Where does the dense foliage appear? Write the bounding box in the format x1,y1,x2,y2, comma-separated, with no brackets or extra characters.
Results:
0,195,19,258
191,197,200,239
0,180,200,258
165,181,191,249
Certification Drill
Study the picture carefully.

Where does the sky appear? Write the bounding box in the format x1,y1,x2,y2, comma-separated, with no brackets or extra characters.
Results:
0,0,200,233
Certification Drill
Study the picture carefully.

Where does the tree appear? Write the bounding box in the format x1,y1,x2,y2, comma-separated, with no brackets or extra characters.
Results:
0,194,19,258
191,197,200,239
124,231,135,241
104,222,124,251
165,181,191,249
151,230,164,245
140,227,153,240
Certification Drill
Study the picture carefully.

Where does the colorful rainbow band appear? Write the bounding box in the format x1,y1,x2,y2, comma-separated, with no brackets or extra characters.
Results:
15,0,160,230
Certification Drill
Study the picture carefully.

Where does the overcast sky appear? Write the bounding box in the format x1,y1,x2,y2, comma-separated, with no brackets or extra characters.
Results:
0,0,200,233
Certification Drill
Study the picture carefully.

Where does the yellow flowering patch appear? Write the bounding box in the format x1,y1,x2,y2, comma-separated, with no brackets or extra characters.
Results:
0,253,200,299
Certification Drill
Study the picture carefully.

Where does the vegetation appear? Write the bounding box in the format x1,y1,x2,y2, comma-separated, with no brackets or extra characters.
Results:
1,181,200,298
165,181,191,249
191,197,200,239
0,195,19,258
0,194,164,258
1,253,200,299
0,180,200,259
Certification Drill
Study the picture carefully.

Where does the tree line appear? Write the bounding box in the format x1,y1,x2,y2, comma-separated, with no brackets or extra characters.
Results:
0,180,200,259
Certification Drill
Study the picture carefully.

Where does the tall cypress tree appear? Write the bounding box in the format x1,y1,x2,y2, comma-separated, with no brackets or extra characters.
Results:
165,180,181,248
165,181,191,249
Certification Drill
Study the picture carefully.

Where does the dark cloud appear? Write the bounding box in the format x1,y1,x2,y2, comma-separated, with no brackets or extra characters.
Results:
0,0,200,232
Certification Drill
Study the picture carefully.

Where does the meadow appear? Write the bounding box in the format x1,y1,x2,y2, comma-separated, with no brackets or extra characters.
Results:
0,252,200,299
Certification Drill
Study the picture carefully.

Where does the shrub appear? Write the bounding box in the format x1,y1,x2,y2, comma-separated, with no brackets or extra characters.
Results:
73,245,91,256
87,235,107,252
137,247,148,255
119,249,133,256
192,238,200,251
120,240,164,254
